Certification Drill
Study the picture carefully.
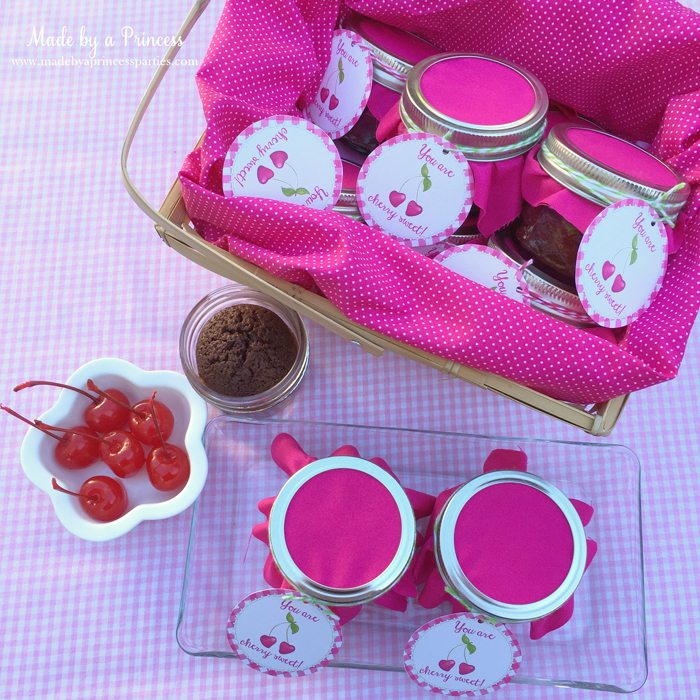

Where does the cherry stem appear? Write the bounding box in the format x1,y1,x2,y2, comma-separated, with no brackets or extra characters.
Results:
51,478,83,498
272,177,295,189
610,247,633,264
322,68,339,88
51,478,94,505
287,163,300,189
86,379,145,418
1,405,60,440
35,420,103,443
149,392,172,458
13,380,98,403
446,643,461,660
399,175,420,191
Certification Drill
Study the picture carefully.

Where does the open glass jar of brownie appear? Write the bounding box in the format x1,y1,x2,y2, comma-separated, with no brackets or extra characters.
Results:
179,285,309,413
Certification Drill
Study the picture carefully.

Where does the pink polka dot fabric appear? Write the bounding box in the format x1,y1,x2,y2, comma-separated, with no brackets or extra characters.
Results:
180,0,700,405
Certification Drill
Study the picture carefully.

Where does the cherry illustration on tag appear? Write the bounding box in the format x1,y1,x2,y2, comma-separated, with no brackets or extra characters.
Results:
306,30,373,140
575,199,669,328
226,589,342,676
222,115,342,210
434,245,527,302
404,613,521,696
356,133,474,248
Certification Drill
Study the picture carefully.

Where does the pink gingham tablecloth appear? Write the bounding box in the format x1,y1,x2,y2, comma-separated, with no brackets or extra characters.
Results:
1,1,699,698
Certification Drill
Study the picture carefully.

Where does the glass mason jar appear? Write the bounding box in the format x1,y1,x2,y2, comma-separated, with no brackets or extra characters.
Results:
179,285,309,413
488,228,595,327
494,123,689,323
268,455,417,605
397,53,549,239
517,123,688,285
433,471,588,623
341,13,438,154
333,157,363,221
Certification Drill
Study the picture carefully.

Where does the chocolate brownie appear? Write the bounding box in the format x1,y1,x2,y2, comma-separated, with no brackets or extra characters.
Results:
195,304,298,396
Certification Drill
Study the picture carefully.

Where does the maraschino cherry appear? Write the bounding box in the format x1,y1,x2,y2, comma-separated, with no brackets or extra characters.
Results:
130,397,174,446
145,397,189,491
86,382,174,446
14,380,131,432
52,476,128,522
35,420,103,468
1,405,100,468
98,430,145,478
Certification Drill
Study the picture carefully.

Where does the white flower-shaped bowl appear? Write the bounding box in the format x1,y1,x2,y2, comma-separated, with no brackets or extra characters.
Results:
20,358,209,541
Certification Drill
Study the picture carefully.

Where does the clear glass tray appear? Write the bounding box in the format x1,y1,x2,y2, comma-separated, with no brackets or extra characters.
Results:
177,416,647,693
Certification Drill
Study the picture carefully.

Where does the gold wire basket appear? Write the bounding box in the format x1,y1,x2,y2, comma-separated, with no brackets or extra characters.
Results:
121,0,629,436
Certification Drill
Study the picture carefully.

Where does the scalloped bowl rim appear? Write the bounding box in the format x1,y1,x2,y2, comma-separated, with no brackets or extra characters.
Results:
20,358,209,541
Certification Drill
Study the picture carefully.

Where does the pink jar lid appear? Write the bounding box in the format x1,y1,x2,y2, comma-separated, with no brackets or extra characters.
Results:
435,471,587,621
268,456,416,605
538,123,689,220
344,13,438,91
400,53,548,160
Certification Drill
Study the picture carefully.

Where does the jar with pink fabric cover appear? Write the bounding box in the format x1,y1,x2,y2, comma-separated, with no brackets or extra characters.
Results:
340,13,438,155
490,123,690,325
377,53,549,241
332,157,363,221
412,449,597,640
252,434,435,625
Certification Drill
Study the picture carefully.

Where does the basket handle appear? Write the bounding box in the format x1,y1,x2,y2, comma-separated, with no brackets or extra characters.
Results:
120,0,385,356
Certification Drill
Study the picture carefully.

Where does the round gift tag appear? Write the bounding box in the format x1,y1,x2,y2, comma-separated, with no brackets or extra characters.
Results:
356,133,473,247
226,589,342,676
306,30,373,140
575,199,669,328
404,612,521,696
222,115,342,210
434,244,527,302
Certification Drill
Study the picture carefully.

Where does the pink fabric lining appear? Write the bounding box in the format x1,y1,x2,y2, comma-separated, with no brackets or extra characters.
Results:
454,483,574,605
284,468,402,588
420,56,536,125
180,0,700,405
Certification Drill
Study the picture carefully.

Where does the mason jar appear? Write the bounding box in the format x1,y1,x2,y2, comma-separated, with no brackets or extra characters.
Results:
341,13,438,154
268,455,417,606
433,470,588,622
